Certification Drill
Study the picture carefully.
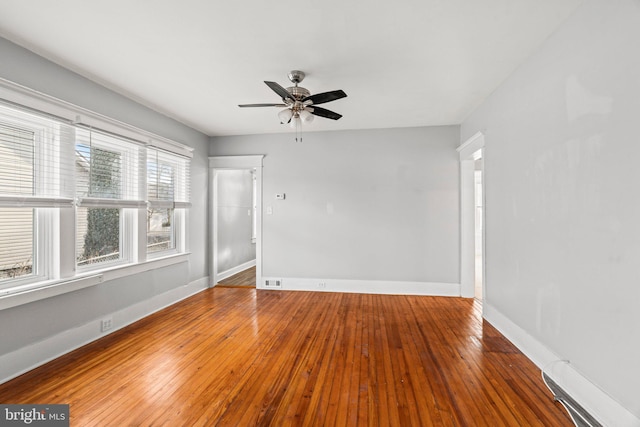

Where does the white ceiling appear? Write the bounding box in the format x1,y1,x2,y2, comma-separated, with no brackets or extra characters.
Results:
0,0,584,137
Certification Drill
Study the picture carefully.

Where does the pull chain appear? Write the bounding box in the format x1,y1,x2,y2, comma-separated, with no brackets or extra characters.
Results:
292,113,302,142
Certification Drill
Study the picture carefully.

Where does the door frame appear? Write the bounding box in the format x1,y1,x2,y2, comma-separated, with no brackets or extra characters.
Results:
457,132,485,299
209,155,264,287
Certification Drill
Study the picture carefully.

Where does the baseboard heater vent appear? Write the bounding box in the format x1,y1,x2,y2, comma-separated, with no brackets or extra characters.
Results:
264,279,282,288
543,373,602,427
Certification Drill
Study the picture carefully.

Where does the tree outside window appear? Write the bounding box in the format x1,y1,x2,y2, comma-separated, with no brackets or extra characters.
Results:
76,145,122,266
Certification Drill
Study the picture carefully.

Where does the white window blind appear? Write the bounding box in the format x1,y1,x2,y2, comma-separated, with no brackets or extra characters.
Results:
147,147,190,207
0,123,33,196
75,128,144,207
0,103,75,207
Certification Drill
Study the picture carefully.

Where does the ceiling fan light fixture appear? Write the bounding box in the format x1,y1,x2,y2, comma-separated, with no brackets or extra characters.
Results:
278,108,293,124
299,109,314,123
289,113,301,129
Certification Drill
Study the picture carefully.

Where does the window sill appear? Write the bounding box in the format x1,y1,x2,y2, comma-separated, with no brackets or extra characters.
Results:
97,252,190,282
0,253,190,311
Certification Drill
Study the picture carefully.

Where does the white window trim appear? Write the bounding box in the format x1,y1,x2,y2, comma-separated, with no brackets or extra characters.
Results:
0,196,74,208
0,253,189,310
0,78,193,309
146,207,180,259
77,198,147,209
0,78,194,159
0,103,68,287
74,132,143,271
146,148,189,258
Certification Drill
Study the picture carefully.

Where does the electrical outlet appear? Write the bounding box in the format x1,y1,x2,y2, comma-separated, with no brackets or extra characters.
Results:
101,317,113,332
318,282,326,288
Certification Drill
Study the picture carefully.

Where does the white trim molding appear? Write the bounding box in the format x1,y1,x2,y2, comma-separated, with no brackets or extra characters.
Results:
484,303,640,427
0,77,194,158
458,131,485,299
0,275,209,385
0,253,190,311
209,155,265,169
457,131,485,158
0,275,103,311
260,276,460,297
215,259,256,283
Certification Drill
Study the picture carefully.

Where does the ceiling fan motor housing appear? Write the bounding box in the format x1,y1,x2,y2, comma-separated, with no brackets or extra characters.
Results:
286,86,310,101
285,70,310,103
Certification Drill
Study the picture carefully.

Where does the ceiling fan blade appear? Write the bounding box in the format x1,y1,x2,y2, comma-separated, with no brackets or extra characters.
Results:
303,90,347,106
310,106,342,120
238,103,286,108
264,81,295,102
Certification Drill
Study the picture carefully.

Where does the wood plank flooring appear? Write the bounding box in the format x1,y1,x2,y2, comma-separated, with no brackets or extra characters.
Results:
217,266,256,288
0,287,572,426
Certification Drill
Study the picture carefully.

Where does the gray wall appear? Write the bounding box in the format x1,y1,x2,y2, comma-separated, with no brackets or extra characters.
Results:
216,169,256,273
461,0,640,419
210,126,460,284
0,37,209,357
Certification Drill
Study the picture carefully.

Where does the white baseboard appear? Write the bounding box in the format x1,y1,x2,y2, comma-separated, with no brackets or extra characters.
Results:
259,276,460,296
0,276,209,385
216,259,256,282
484,303,640,427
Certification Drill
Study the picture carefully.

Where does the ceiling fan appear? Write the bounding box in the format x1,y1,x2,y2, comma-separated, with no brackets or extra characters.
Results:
238,70,347,140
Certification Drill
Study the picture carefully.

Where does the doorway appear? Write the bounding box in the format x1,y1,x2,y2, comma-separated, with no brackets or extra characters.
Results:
209,156,264,288
457,132,485,301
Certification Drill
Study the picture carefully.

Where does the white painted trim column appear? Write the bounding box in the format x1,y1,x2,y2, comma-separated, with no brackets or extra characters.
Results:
457,132,485,298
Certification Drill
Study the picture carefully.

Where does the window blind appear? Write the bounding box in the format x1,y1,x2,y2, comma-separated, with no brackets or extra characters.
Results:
0,122,34,196
0,103,75,207
75,127,144,207
147,147,190,208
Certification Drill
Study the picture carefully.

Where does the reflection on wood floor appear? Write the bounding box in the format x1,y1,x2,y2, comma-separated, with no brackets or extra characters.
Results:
217,265,256,288
0,286,573,426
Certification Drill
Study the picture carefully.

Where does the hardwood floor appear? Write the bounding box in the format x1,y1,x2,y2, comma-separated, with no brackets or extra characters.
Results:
217,266,256,288
0,288,572,426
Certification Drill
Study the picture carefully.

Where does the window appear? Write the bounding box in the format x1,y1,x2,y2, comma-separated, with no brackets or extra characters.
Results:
0,122,35,281
146,148,190,256
0,104,74,288
75,129,142,269
0,91,191,296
